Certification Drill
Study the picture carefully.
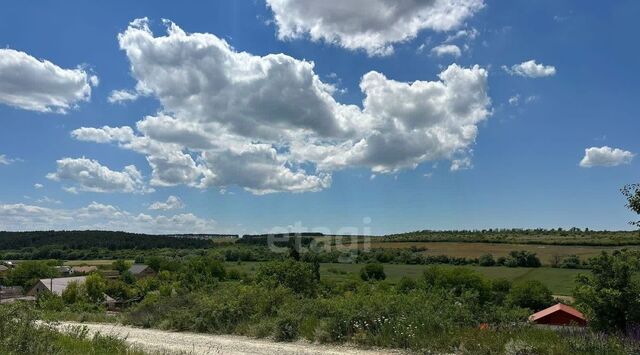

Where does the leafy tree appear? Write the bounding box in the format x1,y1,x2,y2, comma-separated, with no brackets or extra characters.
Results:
360,263,386,281
478,253,496,266
423,266,491,303
84,273,106,304
112,259,130,273
7,261,56,289
574,250,640,332
256,259,317,296
621,183,640,227
507,280,553,311
504,251,541,267
61,281,83,304
180,254,227,289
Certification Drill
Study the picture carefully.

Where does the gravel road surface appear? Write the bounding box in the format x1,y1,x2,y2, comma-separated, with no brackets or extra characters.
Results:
57,322,402,355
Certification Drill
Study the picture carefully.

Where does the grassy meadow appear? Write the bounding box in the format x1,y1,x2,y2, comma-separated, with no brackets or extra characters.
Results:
226,261,585,295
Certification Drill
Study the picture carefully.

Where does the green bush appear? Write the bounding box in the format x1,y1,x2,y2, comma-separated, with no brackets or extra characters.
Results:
255,259,318,296
0,303,141,354
360,263,386,281
507,280,554,311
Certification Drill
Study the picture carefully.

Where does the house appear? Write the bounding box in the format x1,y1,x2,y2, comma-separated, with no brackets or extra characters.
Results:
529,303,587,326
71,265,98,274
128,264,156,279
27,276,86,296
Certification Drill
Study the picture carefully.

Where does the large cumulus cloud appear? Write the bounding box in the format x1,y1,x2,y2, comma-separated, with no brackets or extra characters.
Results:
72,19,491,194
266,0,485,56
0,48,97,113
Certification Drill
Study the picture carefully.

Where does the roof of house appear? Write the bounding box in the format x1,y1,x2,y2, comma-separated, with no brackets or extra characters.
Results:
71,266,97,273
36,276,87,295
529,303,586,322
128,264,151,275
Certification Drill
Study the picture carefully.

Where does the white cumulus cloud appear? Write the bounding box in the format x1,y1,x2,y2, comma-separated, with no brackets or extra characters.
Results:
148,195,184,210
46,157,152,194
0,201,216,233
431,44,462,57
0,48,97,113
107,89,139,104
72,19,491,194
579,146,634,168
503,59,556,78
266,0,485,56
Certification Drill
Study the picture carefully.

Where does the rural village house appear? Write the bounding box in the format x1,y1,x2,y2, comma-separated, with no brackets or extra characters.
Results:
529,303,587,326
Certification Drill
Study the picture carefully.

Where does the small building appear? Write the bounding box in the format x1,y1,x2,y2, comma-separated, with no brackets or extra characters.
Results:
27,276,87,296
529,303,587,327
128,264,156,279
71,265,98,274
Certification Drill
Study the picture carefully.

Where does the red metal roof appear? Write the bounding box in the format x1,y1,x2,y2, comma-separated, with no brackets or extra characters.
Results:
529,303,586,322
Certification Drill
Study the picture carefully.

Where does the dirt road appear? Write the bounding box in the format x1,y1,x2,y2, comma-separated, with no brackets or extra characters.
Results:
57,322,401,355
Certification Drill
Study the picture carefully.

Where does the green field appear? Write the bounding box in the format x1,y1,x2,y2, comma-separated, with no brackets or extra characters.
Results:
226,261,586,296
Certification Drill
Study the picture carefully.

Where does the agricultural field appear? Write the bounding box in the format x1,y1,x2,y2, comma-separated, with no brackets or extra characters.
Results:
365,241,638,264
226,261,585,295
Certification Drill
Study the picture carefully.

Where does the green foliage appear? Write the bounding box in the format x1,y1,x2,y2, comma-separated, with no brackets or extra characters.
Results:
180,254,227,290
621,183,640,227
84,273,107,304
503,250,541,267
61,281,83,304
360,263,386,281
423,266,492,303
0,303,140,354
113,259,130,273
506,280,553,311
479,253,496,266
6,260,56,289
574,250,640,332
255,259,318,296
396,276,417,293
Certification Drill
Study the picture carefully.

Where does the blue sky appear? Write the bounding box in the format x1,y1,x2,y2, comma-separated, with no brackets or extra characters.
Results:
0,0,638,235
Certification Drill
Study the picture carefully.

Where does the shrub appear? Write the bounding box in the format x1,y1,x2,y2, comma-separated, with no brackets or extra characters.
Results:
360,263,386,281
507,280,553,311
423,266,492,303
479,253,496,266
504,251,541,267
255,259,318,296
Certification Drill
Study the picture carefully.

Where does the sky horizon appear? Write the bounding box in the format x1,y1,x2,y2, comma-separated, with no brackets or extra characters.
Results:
1,1,638,235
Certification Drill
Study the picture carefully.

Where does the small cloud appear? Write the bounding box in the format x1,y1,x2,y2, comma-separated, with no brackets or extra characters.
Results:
580,146,634,168
34,183,44,189
431,44,462,58
107,89,139,104
423,172,433,178
451,157,473,171
148,195,185,210
503,60,556,78
508,95,520,106
35,196,62,205
0,154,13,165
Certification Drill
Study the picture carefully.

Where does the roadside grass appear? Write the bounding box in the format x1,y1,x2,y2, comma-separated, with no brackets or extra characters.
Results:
226,262,586,295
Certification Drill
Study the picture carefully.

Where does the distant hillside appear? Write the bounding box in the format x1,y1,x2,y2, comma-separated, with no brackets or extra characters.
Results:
382,228,640,246
0,230,237,250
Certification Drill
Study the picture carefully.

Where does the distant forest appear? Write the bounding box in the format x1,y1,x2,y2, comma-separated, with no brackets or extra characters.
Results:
0,230,235,250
